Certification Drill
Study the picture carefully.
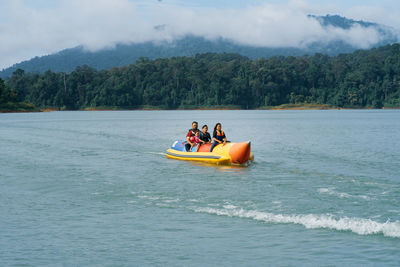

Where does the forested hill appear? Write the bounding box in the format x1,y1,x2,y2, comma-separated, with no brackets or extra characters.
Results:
5,44,400,110
1,15,399,78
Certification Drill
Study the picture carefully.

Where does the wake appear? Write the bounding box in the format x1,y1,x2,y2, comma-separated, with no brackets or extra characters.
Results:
194,206,400,238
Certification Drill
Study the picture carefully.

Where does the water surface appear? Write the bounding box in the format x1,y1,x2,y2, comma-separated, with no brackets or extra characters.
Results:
1,110,399,266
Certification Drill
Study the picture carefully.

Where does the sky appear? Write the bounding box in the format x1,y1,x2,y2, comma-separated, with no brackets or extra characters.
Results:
1,0,400,70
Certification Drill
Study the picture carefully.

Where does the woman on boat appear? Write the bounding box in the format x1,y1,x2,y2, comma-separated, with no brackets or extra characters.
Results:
199,125,212,144
210,123,226,152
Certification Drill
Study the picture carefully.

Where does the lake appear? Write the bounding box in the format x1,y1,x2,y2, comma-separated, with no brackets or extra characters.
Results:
1,110,399,266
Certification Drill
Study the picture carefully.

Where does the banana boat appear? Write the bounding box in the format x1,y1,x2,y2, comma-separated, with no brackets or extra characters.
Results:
166,140,254,165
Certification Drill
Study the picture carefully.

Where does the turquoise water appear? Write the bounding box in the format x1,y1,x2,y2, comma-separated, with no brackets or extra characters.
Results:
1,110,399,266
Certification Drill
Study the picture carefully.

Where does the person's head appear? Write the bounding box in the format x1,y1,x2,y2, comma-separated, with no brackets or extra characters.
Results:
214,123,221,132
192,121,198,130
202,125,208,133
195,131,200,136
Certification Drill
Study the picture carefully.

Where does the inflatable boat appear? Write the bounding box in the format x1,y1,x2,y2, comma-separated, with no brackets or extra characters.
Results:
166,140,254,165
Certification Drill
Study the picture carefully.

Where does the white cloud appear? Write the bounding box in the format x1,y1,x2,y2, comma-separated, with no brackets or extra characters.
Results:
0,0,398,70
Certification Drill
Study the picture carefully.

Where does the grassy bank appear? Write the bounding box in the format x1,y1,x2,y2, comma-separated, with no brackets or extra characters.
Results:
82,105,242,111
3,103,400,113
177,105,242,110
259,103,338,110
0,102,39,113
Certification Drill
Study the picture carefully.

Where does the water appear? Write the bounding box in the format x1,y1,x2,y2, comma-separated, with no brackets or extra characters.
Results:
1,110,400,266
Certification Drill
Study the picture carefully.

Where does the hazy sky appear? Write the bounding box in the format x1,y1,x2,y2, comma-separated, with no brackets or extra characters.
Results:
1,0,400,70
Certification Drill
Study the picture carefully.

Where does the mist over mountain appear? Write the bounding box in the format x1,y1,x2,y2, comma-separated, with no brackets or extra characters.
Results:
1,15,399,78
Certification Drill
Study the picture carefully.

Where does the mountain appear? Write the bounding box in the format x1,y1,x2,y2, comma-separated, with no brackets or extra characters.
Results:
309,14,398,46
1,15,399,78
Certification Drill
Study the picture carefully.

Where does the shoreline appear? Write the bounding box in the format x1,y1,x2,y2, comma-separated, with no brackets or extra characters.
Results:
2,105,400,114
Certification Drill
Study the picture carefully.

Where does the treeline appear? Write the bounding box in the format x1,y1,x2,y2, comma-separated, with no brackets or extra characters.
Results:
5,44,400,110
0,78,36,112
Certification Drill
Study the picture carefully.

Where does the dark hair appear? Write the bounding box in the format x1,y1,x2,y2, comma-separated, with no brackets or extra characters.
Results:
192,121,198,125
214,123,221,133
202,125,208,129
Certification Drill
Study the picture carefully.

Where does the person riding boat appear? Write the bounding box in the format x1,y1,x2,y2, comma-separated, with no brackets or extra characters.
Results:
190,131,201,151
199,125,212,144
186,121,199,151
210,122,226,152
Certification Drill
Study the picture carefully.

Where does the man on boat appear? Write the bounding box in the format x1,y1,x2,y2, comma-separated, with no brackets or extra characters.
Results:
186,121,199,151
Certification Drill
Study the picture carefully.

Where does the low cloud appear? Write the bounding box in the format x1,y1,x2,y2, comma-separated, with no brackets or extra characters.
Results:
0,0,399,69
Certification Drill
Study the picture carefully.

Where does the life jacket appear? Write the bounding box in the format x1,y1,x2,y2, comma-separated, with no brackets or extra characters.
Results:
216,130,224,136
214,130,225,141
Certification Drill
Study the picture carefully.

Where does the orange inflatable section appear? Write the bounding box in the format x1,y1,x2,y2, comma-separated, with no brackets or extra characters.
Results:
229,142,251,164
197,143,212,152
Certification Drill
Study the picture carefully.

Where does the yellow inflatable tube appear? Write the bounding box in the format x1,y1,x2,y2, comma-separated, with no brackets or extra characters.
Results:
166,141,254,165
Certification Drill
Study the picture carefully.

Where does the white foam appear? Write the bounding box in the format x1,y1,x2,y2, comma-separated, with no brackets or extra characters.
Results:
318,187,352,198
137,195,160,201
194,207,400,238
223,204,238,209
318,188,371,200
146,152,166,156
318,188,330,193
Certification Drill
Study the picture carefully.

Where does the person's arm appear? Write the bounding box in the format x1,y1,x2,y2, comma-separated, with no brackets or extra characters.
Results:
187,137,193,146
186,132,193,146
198,133,205,144
213,137,223,144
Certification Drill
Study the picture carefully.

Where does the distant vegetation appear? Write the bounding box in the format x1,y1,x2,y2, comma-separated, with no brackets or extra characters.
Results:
0,78,36,112
1,15,398,78
3,44,400,111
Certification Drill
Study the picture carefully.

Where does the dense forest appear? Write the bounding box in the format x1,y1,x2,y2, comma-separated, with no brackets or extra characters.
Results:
3,44,400,110
0,78,36,112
